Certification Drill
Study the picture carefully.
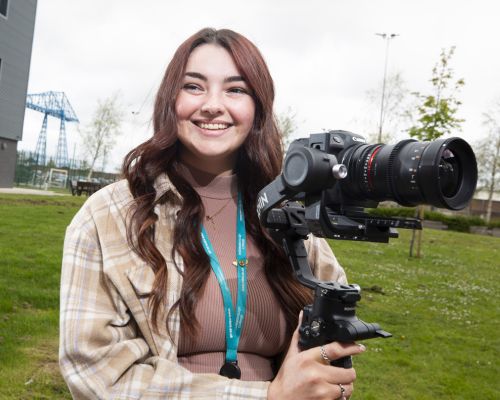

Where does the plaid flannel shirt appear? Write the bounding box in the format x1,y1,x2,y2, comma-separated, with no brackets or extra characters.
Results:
59,175,347,399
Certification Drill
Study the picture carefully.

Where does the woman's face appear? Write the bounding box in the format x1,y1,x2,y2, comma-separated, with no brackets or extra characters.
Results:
175,43,256,175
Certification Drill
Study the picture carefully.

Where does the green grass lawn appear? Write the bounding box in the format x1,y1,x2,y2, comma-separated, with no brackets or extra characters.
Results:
0,194,85,399
329,230,500,399
0,193,498,399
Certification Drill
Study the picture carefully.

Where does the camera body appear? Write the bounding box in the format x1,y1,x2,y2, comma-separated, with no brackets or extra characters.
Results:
285,129,477,209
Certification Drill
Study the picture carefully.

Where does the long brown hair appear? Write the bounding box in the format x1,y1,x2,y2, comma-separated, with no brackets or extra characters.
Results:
123,28,312,341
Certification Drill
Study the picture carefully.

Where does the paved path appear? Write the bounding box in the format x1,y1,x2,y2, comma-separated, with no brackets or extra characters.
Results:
0,188,68,196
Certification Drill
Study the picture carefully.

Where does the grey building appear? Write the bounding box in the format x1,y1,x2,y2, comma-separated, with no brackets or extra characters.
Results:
0,0,37,187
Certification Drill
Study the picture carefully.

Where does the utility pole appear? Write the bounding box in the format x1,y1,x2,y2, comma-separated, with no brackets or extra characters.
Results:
376,33,399,143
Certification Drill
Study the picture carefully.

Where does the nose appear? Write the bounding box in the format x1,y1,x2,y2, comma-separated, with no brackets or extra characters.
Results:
201,91,224,115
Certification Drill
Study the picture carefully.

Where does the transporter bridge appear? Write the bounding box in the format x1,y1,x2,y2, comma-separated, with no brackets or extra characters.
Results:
26,91,79,167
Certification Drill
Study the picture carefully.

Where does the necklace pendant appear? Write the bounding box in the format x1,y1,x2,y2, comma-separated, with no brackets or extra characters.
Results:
220,361,241,379
232,259,248,267
205,197,232,227
206,216,216,228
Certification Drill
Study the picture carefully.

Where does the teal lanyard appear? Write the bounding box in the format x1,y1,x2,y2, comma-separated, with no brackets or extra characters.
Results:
200,192,247,363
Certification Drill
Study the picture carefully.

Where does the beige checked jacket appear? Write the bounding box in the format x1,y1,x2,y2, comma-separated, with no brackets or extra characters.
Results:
59,175,347,399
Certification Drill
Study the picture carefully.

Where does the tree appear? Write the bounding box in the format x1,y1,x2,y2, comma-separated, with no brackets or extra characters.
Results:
406,47,465,257
81,95,123,180
365,71,411,143
475,102,500,223
407,46,465,141
276,107,299,150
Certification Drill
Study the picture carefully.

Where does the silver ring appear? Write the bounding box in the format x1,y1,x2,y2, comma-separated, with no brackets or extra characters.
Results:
320,345,330,363
338,383,346,400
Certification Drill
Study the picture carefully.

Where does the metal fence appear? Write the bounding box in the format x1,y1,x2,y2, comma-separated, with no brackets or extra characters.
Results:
14,150,119,191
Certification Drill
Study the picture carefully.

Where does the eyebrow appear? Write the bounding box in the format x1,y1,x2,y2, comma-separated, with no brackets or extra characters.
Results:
185,71,246,83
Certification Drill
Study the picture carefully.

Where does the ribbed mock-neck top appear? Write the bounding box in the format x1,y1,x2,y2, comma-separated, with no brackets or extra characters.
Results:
177,165,288,381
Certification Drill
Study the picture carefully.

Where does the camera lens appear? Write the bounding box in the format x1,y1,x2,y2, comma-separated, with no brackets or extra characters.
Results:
439,149,461,197
340,137,477,210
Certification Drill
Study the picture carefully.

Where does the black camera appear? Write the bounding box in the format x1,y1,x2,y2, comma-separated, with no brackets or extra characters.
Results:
286,130,476,209
258,130,477,368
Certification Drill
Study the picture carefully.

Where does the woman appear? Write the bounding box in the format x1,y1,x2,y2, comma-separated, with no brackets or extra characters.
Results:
60,28,365,399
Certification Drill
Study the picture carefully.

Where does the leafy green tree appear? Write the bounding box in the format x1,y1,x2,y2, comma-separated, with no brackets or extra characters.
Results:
407,47,465,257
407,47,465,141
81,94,123,180
475,101,500,223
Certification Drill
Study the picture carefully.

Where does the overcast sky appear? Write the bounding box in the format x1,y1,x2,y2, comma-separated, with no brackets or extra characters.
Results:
20,0,500,172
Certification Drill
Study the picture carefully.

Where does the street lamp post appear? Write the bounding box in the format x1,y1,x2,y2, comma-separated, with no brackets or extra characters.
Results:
376,33,399,143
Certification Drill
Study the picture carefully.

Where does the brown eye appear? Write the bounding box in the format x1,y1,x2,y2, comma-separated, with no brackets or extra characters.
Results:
183,83,202,92
228,87,248,95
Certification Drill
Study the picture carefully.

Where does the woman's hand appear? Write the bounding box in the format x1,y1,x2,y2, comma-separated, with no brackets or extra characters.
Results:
267,314,365,400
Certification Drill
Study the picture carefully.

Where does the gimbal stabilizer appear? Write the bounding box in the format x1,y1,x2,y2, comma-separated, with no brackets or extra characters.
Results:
257,130,476,367
257,140,397,368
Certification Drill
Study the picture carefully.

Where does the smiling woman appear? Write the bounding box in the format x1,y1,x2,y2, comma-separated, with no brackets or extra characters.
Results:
59,28,361,400
176,44,256,175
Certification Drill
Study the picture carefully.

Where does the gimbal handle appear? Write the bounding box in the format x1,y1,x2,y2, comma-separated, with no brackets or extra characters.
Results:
262,202,391,368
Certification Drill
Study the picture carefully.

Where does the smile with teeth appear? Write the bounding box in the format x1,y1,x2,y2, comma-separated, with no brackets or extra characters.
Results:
196,122,231,130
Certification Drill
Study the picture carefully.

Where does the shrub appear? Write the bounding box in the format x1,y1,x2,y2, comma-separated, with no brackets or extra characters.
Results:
488,220,500,229
368,207,486,233
368,207,416,218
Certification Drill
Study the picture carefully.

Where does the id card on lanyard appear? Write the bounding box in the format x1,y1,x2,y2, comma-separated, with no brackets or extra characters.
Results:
200,191,247,379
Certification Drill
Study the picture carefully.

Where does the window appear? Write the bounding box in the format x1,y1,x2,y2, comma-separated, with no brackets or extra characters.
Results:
0,0,8,18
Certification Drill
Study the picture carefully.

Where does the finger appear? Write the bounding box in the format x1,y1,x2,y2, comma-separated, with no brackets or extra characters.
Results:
301,341,364,365
284,311,303,359
298,348,357,384
321,341,366,362
335,382,353,399
313,381,354,400
323,362,357,384
346,382,354,399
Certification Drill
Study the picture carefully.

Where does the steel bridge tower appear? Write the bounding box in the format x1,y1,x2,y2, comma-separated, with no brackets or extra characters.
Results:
26,91,79,167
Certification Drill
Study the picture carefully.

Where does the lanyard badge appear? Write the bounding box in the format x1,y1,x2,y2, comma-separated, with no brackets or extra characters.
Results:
200,191,247,379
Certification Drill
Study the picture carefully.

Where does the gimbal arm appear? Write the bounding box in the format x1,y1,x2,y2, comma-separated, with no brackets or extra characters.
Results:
264,203,320,290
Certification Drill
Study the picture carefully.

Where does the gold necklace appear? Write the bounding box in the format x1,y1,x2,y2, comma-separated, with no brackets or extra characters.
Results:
205,198,232,228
